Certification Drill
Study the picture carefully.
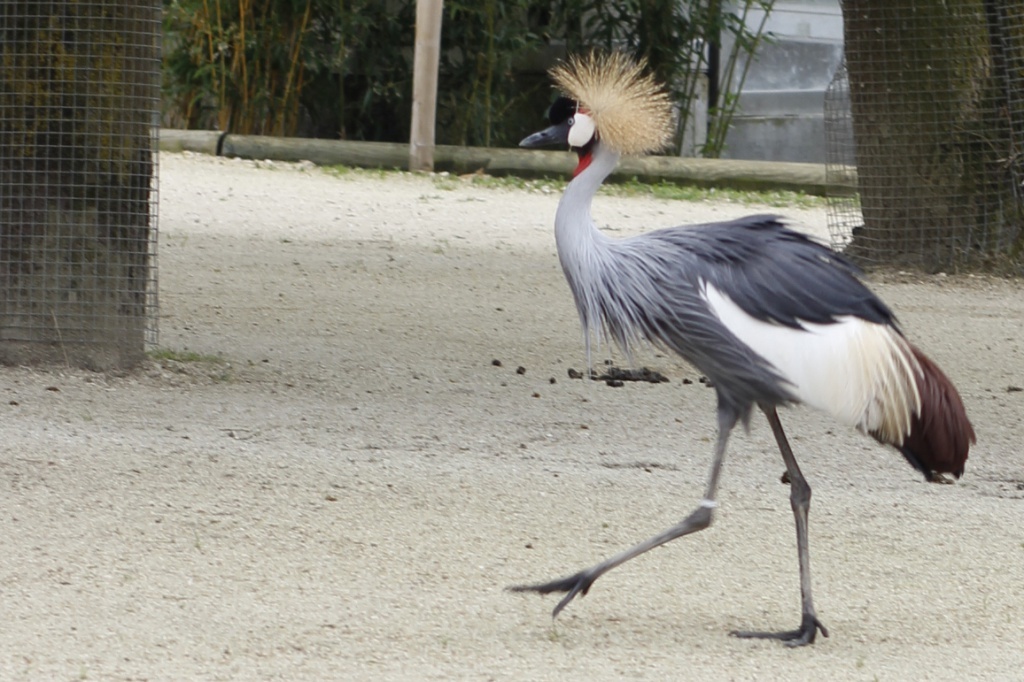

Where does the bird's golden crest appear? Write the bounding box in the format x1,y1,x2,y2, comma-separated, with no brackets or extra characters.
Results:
551,51,674,156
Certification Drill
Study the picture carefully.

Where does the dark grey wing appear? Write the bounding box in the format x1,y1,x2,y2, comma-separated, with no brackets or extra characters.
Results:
647,215,897,329
594,214,900,421
594,227,800,420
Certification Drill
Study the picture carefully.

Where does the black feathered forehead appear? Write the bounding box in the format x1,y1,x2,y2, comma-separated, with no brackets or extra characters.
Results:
546,96,578,125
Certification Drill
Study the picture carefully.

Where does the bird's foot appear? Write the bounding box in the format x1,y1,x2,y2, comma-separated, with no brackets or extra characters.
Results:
730,613,829,647
507,569,597,618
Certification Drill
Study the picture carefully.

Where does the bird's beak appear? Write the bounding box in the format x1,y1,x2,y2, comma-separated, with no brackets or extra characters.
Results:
519,121,571,149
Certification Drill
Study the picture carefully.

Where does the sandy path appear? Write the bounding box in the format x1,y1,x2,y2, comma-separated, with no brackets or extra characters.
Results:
1,152,1022,680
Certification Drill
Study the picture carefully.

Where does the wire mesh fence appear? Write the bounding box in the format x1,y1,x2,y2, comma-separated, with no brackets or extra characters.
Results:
826,2,1024,272
824,59,858,253
0,1,160,369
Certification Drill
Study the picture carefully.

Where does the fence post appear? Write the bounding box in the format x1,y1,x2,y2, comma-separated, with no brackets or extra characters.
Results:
0,1,161,369
410,0,444,172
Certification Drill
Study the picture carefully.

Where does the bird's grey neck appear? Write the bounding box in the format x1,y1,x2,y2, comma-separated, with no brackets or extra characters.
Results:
556,142,620,233
553,141,623,364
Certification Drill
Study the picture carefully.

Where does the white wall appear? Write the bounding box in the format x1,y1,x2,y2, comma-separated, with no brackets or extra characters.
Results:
717,0,844,162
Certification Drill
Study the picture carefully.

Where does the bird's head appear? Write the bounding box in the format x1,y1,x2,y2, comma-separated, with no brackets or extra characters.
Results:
519,96,598,176
519,51,673,178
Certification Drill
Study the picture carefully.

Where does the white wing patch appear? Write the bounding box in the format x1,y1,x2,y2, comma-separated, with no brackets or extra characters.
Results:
702,282,921,442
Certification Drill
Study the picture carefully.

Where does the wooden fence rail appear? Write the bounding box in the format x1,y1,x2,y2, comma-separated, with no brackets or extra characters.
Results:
159,129,833,195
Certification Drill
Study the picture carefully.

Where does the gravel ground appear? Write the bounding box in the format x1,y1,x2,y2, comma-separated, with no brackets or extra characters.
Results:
1,152,1022,681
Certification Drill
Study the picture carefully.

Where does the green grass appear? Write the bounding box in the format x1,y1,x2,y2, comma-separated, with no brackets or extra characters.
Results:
610,178,826,208
439,172,549,194
148,348,233,382
324,165,395,181
147,348,225,364
434,167,831,205
321,164,828,209
460,172,826,208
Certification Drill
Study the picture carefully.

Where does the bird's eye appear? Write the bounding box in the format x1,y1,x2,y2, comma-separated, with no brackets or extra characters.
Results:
567,117,575,126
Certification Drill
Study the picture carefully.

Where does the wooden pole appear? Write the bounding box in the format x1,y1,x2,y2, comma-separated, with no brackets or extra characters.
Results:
409,0,444,172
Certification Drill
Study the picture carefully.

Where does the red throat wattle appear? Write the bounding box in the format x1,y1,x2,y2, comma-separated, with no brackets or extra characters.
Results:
572,149,593,178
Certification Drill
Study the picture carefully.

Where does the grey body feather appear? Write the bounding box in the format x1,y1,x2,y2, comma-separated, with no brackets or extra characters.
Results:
557,143,897,424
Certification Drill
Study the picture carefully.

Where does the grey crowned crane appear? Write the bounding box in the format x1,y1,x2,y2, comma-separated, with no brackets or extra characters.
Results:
509,52,975,646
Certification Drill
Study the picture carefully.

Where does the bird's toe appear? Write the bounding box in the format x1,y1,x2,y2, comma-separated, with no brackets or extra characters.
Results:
731,614,828,647
507,569,597,618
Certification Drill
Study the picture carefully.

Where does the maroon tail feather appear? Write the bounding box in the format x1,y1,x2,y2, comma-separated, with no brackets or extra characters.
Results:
896,344,975,480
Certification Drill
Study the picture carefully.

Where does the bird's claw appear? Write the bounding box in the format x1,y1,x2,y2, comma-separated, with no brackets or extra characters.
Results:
507,569,596,618
730,613,829,647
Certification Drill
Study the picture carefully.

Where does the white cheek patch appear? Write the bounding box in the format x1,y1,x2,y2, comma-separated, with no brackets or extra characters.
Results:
567,112,596,148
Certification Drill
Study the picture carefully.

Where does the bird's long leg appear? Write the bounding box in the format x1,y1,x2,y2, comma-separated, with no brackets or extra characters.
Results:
508,406,737,618
731,406,829,646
